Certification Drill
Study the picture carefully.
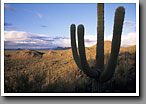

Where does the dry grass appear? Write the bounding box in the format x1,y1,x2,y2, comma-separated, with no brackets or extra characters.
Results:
4,41,136,93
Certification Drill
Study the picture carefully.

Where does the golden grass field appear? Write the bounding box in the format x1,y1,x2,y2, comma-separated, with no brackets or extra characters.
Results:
4,41,136,93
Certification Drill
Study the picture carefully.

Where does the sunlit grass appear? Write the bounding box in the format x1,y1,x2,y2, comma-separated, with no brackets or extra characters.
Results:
4,41,136,93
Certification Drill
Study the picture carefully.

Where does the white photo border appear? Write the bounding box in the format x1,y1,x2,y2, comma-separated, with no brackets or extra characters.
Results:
1,0,139,96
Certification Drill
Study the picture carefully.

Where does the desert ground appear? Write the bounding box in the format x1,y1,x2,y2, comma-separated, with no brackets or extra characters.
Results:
4,41,136,93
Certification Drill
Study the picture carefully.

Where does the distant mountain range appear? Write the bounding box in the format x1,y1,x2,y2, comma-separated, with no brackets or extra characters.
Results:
4,41,136,51
53,47,71,50
4,46,71,51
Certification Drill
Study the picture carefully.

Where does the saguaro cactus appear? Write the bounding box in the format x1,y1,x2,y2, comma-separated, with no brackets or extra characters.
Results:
70,3,125,83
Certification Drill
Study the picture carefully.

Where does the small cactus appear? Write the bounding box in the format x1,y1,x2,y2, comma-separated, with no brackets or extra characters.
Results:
70,3,125,83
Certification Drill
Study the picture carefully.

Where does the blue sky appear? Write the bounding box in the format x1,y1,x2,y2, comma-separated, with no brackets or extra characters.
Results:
4,3,136,49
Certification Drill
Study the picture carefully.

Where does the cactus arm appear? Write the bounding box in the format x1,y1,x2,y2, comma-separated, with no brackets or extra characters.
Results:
95,3,104,71
100,6,125,82
70,24,82,70
77,25,100,78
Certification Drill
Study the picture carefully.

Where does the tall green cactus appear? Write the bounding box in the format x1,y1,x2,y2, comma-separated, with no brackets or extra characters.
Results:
70,3,125,83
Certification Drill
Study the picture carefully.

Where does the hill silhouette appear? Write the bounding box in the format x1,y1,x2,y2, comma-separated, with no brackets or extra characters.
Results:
16,49,44,58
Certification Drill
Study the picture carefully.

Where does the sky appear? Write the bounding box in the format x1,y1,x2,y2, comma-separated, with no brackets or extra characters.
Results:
4,3,136,49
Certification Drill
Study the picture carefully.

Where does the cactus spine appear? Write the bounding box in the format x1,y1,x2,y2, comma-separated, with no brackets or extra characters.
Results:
70,3,125,83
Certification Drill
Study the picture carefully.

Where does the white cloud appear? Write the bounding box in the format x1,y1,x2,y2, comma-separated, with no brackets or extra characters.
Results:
4,31,54,49
105,35,112,41
60,32,136,47
4,31,28,41
84,35,96,47
53,38,71,47
4,31,136,49
121,32,136,46
104,32,136,46
82,32,136,47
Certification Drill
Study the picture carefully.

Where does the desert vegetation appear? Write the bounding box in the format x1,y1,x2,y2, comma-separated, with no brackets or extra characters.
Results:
70,3,127,92
4,42,136,93
4,3,136,93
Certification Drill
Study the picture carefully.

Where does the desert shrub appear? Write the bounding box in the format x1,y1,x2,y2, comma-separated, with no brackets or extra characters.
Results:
16,72,33,92
4,48,136,93
30,69,47,92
